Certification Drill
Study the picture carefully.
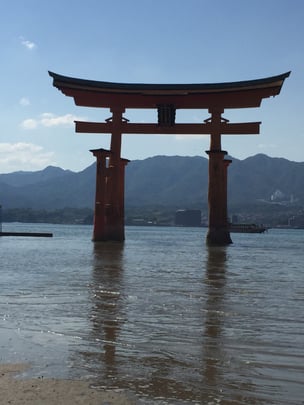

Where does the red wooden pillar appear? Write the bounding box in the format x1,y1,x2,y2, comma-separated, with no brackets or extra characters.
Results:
91,108,128,242
90,148,112,241
105,158,129,241
223,158,232,235
206,109,232,245
105,108,126,241
90,148,128,242
118,158,129,240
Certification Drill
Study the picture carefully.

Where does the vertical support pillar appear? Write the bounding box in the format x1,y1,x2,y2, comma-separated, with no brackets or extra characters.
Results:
90,148,112,241
206,108,232,245
223,159,232,230
106,107,126,241
90,148,128,242
117,158,129,240
91,108,127,241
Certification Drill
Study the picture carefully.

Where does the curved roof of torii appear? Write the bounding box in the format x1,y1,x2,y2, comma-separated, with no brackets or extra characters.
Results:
48,71,290,109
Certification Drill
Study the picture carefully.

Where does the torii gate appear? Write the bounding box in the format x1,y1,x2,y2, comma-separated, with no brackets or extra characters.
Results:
49,71,289,245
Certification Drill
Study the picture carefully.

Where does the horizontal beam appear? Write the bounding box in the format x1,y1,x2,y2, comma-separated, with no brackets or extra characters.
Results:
70,89,272,109
50,72,290,109
75,121,260,135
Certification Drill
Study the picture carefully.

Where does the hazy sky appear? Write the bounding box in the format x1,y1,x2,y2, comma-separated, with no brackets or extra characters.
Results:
0,0,302,173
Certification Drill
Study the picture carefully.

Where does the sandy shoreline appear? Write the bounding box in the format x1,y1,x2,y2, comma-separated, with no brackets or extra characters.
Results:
0,363,136,405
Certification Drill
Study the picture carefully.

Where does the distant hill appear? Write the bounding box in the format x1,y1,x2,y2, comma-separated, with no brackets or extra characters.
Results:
125,155,208,208
0,154,304,211
0,165,96,209
0,166,72,187
228,154,304,206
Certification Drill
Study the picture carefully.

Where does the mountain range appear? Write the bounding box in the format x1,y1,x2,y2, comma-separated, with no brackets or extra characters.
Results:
0,154,304,212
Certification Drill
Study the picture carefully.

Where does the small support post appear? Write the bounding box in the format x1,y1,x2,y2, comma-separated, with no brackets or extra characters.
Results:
206,109,232,245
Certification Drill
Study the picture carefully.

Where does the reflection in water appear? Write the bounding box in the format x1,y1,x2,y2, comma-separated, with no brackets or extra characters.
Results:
203,247,263,405
81,241,267,403
203,246,227,395
86,243,232,403
87,242,125,382
1,225,302,403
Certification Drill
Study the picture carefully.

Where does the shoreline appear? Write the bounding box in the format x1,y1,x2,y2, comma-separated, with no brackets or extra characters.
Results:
0,363,136,405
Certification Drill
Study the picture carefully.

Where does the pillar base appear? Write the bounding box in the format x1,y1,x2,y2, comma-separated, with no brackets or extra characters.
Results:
93,235,125,242
206,227,233,246
92,225,125,242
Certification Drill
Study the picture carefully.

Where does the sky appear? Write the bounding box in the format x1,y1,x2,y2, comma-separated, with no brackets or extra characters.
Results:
0,0,303,173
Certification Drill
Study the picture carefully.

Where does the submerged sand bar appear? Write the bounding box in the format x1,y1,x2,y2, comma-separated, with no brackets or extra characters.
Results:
0,364,136,405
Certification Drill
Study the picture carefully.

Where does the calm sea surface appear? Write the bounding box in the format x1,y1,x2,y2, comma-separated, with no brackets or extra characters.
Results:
0,223,303,404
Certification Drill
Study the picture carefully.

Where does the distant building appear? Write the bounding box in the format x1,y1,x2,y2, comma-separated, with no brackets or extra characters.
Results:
175,209,201,227
271,189,285,202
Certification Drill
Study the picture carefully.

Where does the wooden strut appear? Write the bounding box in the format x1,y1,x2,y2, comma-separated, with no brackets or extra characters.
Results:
75,120,261,135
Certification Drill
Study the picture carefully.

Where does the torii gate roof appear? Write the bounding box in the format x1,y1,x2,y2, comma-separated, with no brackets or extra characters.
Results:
49,71,290,110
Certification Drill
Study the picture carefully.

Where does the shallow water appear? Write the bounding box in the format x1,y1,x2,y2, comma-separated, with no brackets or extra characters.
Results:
0,223,303,404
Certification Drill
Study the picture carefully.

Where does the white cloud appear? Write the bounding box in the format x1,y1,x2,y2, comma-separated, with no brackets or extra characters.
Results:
0,142,55,173
19,97,30,106
40,113,80,127
21,118,38,129
20,113,86,130
20,36,36,50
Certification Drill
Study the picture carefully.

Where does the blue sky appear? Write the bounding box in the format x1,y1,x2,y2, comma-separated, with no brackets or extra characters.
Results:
0,0,303,173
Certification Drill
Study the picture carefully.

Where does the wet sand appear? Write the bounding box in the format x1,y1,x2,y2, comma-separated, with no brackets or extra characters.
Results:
0,364,136,405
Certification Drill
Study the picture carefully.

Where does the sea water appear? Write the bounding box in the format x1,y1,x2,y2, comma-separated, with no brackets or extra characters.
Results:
0,223,303,404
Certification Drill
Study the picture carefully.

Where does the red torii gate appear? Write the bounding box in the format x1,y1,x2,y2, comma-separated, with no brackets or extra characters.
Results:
49,71,289,245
